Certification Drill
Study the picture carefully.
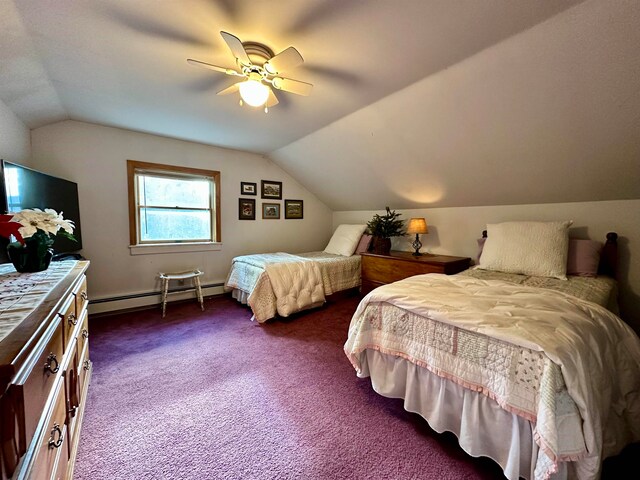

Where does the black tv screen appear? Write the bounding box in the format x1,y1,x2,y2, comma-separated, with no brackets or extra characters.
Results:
0,160,82,254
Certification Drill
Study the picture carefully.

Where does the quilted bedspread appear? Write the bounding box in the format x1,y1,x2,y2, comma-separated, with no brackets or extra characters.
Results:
344,273,640,480
224,252,325,321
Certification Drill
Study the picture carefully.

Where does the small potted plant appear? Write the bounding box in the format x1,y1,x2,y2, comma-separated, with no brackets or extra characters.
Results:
366,207,406,255
0,208,76,272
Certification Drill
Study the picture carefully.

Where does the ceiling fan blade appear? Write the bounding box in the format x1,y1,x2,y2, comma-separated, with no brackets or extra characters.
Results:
264,47,304,74
271,77,313,96
266,88,279,108
217,83,241,95
220,31,251,67
187,59,242,76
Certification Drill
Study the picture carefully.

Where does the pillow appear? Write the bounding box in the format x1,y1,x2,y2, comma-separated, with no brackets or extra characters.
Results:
478,221,572,279
355,234,373,254
566,238,602,277
324,224,367,256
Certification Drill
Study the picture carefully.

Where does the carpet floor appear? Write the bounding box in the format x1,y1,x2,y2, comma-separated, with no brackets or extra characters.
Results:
74,294,638,480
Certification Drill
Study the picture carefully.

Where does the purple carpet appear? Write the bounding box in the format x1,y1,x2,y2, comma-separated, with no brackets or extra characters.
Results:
75,294,637,479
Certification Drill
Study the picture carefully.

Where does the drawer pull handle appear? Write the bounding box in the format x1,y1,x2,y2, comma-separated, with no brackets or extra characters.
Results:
68,313,78,326
83,360,91,371
44,353,60,374
68,405,78,417
82,329,89,339
80,291,88,301
48,423,64,449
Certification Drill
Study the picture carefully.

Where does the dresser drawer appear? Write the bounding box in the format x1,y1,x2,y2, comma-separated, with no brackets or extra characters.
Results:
73,276,88,318
76,310,89,361
12,316,64,455
27,378,69,480
60,296,78,353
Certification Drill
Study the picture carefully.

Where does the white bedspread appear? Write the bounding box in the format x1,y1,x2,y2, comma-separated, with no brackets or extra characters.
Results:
344,273,640,480
225,252,325,321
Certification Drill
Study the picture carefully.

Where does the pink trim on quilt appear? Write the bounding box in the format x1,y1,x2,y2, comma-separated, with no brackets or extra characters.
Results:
345,343,538,423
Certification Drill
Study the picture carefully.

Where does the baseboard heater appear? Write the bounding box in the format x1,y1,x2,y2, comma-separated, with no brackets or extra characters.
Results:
89,282,225,304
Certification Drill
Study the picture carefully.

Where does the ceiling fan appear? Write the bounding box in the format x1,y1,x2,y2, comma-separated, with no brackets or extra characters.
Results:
187,31,313,112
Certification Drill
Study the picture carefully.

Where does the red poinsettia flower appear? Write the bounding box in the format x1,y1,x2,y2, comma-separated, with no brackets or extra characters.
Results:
0,214,25,245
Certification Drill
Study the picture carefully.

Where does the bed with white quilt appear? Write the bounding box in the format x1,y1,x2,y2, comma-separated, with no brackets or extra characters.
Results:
225,224,369,322
344,221,640,480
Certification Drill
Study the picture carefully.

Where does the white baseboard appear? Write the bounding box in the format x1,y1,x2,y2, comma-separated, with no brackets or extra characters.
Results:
88,284,226,315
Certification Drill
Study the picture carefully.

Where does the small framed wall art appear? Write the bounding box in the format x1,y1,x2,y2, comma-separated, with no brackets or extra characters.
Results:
239,198,255,220
284,199,303,219
241,182,257,195
261,180,282,200
262,202,280,219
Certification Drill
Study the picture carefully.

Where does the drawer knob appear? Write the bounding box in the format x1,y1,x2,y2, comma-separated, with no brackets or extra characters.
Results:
68,405,78,418
82,329,89,339
80,291,88,301
44,353,60,374
83,360,91,371
68,313,78,326
48,423,64,449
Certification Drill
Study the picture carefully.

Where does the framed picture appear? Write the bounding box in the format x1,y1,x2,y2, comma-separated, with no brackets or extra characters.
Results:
284,199,304,219
238,198,255,220
262,202,280,219
261,180,282,200
241,182,256,196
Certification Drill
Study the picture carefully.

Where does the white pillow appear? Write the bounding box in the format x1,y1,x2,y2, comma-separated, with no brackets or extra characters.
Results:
478,221,572,279
324,224,367,256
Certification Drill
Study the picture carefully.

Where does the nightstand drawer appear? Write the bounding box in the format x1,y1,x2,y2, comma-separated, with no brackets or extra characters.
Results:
360,251,471,296
362,256,442,284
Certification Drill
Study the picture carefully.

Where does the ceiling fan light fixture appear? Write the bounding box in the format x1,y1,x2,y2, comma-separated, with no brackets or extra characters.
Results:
238,72,270,107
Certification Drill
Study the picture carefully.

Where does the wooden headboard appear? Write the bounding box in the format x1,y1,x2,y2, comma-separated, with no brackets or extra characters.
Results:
480,230,618,279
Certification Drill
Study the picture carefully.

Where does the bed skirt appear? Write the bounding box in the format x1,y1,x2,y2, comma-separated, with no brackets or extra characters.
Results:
360,350,574,480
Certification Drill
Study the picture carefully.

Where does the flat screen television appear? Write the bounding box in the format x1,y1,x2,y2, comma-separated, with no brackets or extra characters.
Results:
0,160,82,258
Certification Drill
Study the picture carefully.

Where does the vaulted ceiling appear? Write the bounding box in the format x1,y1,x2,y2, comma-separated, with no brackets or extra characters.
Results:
1,0,639,210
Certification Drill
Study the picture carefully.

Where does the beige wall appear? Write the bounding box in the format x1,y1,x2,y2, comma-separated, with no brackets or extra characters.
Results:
0,98,31,165
30,120,332,313
334,200,640,330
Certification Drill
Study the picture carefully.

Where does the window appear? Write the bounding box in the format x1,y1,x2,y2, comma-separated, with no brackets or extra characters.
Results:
127,160,221,250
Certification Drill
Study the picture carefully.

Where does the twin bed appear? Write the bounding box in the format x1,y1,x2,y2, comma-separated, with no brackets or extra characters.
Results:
224,223,370,322
225,221,640,480
345,223,640,480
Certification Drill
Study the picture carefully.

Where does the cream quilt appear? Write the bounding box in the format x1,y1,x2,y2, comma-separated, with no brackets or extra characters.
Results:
224,252,325,321
344,273,640,480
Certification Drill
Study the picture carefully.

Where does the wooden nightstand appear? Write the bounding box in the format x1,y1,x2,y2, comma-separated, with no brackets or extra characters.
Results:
360,251,471,295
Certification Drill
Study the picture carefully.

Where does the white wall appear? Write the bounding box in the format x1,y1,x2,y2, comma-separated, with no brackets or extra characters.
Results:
30,120,332,313
0,97,31,165
334,200,640,330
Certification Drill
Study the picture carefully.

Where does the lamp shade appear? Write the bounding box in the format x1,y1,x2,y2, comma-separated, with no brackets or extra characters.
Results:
406,218,428,235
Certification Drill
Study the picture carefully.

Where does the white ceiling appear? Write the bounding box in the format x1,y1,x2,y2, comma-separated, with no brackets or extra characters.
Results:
1,0,638,210
1,0,584,154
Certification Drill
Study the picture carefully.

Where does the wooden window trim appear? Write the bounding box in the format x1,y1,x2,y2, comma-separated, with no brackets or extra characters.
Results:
127,160,221,245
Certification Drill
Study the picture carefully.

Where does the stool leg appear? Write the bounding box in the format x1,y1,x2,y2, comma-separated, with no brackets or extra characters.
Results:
195,276,204,311
161,278,169,318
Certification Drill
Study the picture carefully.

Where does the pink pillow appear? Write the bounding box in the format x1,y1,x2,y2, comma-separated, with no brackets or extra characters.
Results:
566,238,602,277
355,234,373,254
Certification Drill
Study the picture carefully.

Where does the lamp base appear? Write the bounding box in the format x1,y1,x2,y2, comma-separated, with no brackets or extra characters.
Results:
411,234,423,256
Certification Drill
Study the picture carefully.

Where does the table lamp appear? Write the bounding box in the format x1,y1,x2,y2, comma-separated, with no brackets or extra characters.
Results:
406,218,428,256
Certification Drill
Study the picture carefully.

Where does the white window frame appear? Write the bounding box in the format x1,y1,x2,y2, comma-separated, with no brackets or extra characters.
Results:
127,160,221,255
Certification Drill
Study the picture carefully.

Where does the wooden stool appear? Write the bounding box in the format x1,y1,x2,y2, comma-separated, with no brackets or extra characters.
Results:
159,269,204,318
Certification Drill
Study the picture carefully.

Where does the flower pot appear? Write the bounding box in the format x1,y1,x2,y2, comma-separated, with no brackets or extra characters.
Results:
7,234,54,273
371,237,392,255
